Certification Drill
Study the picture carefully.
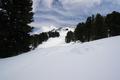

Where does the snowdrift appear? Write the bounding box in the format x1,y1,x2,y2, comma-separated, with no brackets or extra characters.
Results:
0,36,120,80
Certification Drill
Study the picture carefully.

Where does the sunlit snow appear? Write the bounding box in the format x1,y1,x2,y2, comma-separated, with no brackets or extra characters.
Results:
0,34,120,80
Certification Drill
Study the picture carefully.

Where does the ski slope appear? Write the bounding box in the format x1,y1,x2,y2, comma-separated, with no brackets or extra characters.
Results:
0,35,120,80
38,27,74,48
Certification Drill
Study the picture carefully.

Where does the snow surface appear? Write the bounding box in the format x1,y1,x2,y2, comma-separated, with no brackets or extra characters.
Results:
29,22,75,35
37,26,74,48
0,35,120,80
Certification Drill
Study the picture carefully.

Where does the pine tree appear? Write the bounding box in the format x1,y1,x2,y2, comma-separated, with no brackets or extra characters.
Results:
74,23,86,42
90,15,96,40
48,31,60,38
74,11,120,43
0,0,33,58
105,11,120,36
65,31,74,43
84,17,92,41
94,14,107,40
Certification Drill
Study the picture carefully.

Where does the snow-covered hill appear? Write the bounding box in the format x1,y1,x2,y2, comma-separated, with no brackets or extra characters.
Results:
0,35,120,80
29,24,75,48
30,26,74,48
29,22,75,34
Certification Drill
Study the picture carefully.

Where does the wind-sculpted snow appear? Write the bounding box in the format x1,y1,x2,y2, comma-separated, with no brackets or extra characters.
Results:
32,0,120,27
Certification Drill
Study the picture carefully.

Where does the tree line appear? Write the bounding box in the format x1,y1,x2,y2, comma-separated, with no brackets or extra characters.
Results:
0,0,120,58
0,0,60,58
31,31,60,49
65,11,120,43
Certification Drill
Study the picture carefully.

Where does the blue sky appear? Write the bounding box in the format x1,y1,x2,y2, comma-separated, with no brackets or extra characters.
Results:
32,0,120,27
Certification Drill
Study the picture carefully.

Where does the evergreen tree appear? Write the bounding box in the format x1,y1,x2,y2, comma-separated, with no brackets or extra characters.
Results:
48,31,60,38
90,15,96,40
105,11,120,36
73,11,120,44
94,14,107,40
0,0,33,58
84,17,92,41
65,31,74,43
31,32,49,49
39,32,49,42
74,23,86,42
31,31,60,49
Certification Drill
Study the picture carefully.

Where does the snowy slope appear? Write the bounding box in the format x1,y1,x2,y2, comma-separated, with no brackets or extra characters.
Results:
30,25,75,48
29,22,75,34
38,27,74,48
0,36,120,80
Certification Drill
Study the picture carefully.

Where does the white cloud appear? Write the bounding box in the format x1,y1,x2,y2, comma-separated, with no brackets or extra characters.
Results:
112,0,120,5
33,0,120,27
62,0,101,5
60,0,101,10
32,0,54,11
42,0,53,8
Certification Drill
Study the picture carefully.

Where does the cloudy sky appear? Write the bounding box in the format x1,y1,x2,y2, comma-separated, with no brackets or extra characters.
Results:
32,0,120,27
